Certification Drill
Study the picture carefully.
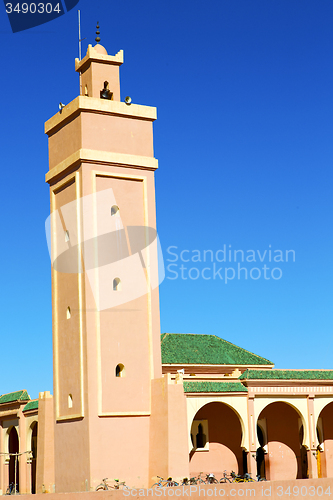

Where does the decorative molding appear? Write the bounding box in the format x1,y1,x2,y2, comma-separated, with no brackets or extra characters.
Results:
46,149,158,184
249,386,333,395
51,172,85,422
45,96,156,136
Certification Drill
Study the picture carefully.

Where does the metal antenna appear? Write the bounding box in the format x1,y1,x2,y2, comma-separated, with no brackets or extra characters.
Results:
78,10,87,96
78,10,87,61
78,10,82,60
78,10,82,96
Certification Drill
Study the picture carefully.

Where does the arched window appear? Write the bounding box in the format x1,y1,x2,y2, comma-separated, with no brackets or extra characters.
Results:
115,364,125,377
66,307,71,319
111,205,120,217
196,423,206,448
190,419,209,451
68,394,73,408
113,278,121,291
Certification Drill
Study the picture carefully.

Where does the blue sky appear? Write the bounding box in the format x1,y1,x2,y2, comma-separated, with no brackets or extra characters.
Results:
0,0,333,399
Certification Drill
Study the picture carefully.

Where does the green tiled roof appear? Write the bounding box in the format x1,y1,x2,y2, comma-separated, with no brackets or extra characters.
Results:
183,381,247,393
239,369,333,380
0,390,30,404
23,400,39,412
161,333,273,365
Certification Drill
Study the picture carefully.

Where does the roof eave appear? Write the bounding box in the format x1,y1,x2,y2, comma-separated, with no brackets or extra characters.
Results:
242,379,333,386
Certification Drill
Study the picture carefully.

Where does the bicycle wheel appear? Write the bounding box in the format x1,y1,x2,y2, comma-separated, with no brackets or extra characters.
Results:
95,484,108,491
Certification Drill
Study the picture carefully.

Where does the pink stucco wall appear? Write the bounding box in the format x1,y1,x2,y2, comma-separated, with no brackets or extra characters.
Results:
15,478,333,500
189,402,243,478
259,402,302,481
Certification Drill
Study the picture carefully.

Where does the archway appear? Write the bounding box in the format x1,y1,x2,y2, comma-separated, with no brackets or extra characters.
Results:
317,401,333,478
258,402,307,480
189,402,244,477
8,427,19,493
31,422,38,494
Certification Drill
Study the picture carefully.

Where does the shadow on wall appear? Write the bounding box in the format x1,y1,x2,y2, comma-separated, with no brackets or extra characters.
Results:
189,402,244,477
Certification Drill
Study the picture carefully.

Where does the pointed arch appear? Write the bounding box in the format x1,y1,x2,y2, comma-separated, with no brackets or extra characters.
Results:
189,401,246,477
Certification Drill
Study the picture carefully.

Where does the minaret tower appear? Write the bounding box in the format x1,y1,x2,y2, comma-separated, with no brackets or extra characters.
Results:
45,32,189,491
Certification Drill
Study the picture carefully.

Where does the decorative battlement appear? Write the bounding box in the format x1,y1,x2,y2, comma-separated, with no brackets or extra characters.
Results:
75,45,123,73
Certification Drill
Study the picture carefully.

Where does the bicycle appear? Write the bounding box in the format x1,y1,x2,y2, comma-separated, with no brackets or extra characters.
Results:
243,473,255,482
152,476,179,487
182,477,197,485
230,471,255,483
5,483,15,495
96,478,128,491
230,471,244,483
205,473,218,484
96,478,112,490
114,479,129,490
195,472,206,484
256,474,267,481
219,471,232,483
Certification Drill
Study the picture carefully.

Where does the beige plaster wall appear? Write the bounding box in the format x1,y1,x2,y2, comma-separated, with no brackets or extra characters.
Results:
80,60,121,101
36,393,54,494
48,116,82,170
149,376,189,485
81,113,154,158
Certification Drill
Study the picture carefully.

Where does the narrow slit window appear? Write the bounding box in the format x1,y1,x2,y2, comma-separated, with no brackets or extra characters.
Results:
65,230,70,242
67,307,71,319
190,419,209,451
113,278,121,291
68,394,73,408
115,364,125,377
196,423,206,448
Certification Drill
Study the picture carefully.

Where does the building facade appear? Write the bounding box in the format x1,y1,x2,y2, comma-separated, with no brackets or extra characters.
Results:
161,333,333,482
1,41,333,494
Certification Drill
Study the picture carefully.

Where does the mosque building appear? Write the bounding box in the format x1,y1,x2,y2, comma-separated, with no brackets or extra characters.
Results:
1,38,333,495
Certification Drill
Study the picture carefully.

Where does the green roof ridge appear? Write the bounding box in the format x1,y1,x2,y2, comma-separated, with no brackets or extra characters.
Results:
161,333,273,366
183,381,247,393
209,334,274,364
0,390,30,404
23,400,39,412
239,369,333,380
